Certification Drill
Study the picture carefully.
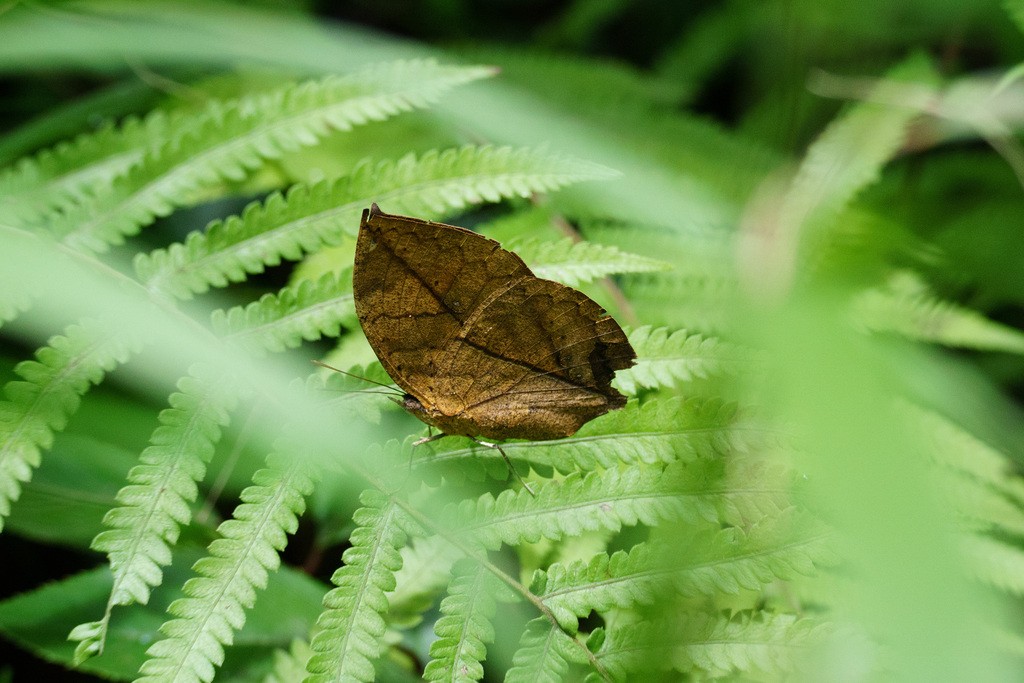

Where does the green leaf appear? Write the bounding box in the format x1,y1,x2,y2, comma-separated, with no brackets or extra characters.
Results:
615,326,756,393
853,271,1024,353
782,53,940,244
70,365,240,664
48,60,494,253
136,459,317,683
0,548,326,682
510,237,669,288
618,272,737,333
0,318,142,531
387,536,462,630
594,611,830,679
0,109,174,223
504,617,577,683
449,458,791,551
212,271,356,355
414,397,766,482
963,534,1024,595
541,511,834,632
423,559,512,682
137,145,615,299
264,638,315,683
306,489,417,683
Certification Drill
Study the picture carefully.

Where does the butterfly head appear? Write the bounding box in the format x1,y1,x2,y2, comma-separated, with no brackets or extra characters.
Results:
401,394,425,414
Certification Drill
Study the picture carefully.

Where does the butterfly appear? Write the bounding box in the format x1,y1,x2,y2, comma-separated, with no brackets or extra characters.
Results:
349,203,636,492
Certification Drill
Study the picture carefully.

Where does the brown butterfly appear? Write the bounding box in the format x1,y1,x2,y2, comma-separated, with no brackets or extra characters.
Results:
350,203,636,492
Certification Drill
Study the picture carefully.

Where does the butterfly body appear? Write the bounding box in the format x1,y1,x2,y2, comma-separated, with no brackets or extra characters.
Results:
354,203,635,443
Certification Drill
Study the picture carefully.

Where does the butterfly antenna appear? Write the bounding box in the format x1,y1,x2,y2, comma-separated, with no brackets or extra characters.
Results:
311,359,403,396
474,438,536,497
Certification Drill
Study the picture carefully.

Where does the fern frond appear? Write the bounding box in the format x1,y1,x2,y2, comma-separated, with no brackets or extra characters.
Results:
543,397,761,468
137,144,614,299
853,271,1024,353
423,558,513,682
615,326,756,393
908,405,1024,508
963,533,1024,595
575,214,734,265
619,272,737,332
49,60,494,253
450,458,791,551
504,617,579,683
307,363,397,430
540,512,833,632
264,638,315,683
782,54,939,238
594,611,829,679
458,47,779,203
0,318,141,531
137,459,316,683
415,397,769,483
937,469,1024,535
306,489,418,683
509,237,670,288
388,536,462,629
212,271,355,354
0,110,173,222
68,365,239,663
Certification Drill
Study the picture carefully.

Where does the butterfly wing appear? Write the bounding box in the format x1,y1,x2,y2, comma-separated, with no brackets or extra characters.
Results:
353,204,635,441
353,204,532,406
449,275,635,440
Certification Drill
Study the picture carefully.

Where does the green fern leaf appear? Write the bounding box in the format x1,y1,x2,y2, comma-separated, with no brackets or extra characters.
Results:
504,617,579,683
212,271,355,354
307,363,397,431
906,409,1024,535
938,469,1024,536
264,638,315,683
594,611,830,679
853,271,1024,353
137,145,614,299
306,489,417,683
69,365,239,664
963,533,1024,595
781,54,939,241
615,326,756,393
0,110,174,223
575,214,734,266
909,406,1024,509
0,318,141,531
48,60,494,253
457,47,779,205
423,558,513,682
619,272,737,332
450,458,792,551
136,460,316,683
509,237,669,288
533,397,758,468
540,511,833,632
414,397,768,487
388,536,462,629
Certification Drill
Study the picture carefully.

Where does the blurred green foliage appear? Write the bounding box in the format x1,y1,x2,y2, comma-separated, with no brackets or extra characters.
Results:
0,1,1023,681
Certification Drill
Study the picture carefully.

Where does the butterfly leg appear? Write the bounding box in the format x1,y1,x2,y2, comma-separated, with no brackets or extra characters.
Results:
473,438,536,497
397,431,448,494
413,431,447,446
